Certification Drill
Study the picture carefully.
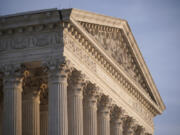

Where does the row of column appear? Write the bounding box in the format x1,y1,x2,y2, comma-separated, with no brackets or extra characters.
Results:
0,62,151,135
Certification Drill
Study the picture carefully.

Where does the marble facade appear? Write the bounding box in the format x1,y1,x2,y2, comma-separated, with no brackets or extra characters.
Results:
0,8,165,135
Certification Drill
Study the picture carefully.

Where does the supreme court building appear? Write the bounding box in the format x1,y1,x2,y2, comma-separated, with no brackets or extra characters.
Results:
0,9,165,135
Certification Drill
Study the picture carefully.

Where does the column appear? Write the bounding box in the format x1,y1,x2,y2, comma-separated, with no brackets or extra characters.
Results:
145,133,151,135
123,117,136,135
97,95,111,135
68,70,84,135
135,126,145,135
83,82,98,135
22,92,40,135
40,105,48,135
44,59,69,135
110,105,124,135
0,100,2,135
2,64,23,135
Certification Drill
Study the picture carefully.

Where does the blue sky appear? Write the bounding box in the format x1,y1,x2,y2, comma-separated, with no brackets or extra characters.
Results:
0,0,180,134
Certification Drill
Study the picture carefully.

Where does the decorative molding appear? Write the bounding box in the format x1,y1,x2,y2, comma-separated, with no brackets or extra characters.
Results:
132,102,153,126
0,25,62,52
63,33,97,73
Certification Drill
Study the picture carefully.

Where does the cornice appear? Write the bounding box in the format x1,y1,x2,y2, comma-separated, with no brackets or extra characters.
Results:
121,22,166,112
0,9,60,30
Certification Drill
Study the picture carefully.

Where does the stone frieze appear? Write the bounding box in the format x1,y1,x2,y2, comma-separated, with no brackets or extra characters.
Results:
0,31,62,52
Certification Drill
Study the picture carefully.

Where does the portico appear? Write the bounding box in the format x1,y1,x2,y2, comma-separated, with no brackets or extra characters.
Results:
0,8,165,135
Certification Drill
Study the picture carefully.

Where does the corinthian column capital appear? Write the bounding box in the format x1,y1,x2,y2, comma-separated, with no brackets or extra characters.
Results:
110,105,124,123
83,82,99,104
135,126,145,135
0,63,25,92
98,95,112,113
123,117,137,135
42,57,72,82
68,69,85,95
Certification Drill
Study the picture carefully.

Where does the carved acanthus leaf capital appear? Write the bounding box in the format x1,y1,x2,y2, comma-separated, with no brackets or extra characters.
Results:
0,63,27,91
123,117,137,135
110,105,124,122
42,56,72,80
98,94,112,113
68,69,85,93
83,82,99,99
135,126,145,135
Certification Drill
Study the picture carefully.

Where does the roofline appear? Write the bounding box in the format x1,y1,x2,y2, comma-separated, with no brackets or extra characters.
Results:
0,8,58,18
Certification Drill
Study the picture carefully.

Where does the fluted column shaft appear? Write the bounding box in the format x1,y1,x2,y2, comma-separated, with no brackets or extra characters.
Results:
48,66,69,135
83,83,98,135
97,95,111,135
22,94,40,135
68,89,83,135
0,103,2,135
3,75,23,135
40,105,48,135
83,96,97,135
110,106,123,135
68,70,84,135
111,119,123,135
98,109,110,135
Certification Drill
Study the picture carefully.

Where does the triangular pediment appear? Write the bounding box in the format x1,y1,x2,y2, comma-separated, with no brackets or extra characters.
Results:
61,8,165,112
79,21,156,99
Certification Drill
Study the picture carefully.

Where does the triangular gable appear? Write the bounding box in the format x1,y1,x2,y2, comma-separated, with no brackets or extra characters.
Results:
61,8,165,112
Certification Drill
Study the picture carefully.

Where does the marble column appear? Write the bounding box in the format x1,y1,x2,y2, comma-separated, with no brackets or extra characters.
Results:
40,105,48,135
83,82,98,135
2,65,23,135
123,117,136,135
22,92,40,135
145,133,151,135
68,70,84,135
44,59,70,135
0,102,2,135
135,126,145,135
110,106,124,135
97,95,111,135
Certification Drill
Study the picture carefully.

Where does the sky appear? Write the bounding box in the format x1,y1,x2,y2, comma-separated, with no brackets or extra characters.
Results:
0,0,180,134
